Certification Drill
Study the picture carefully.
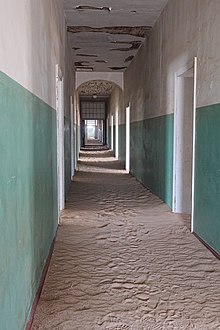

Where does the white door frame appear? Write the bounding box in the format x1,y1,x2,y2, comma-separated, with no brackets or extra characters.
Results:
126,104,130,172
70,95,75,179
106,117,109,147
172,58,197,231
74,99,77,169
191,57,198,232
111,115,114,151
115,111,119,159
56,64,65,221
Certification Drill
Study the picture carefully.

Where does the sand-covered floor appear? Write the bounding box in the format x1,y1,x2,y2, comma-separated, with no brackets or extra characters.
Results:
32,148,220,330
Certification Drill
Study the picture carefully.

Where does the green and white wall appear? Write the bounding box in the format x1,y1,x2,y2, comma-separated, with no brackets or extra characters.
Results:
0,1,74,329
107,85,125,164
124,0,220,252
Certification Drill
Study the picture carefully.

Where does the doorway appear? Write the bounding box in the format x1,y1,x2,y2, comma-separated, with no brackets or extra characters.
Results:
111,115,114,151
173,59,197,226
84,119,104,146
115,111,119,159
56,65,65,218
126,105,130,172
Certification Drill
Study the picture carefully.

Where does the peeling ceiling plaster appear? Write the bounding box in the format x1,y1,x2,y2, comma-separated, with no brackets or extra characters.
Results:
78,80,116,96
64,0,168,72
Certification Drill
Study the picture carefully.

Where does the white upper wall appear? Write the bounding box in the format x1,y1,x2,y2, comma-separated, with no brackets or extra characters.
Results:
108,86,124,125
124,0,220,122
0,0,73,109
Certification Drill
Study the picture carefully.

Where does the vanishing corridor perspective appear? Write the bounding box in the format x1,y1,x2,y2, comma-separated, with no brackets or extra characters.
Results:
31,148,220,329
1,0,220,329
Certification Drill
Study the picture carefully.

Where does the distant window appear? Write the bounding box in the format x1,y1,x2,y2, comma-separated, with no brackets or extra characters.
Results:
81,101,105,120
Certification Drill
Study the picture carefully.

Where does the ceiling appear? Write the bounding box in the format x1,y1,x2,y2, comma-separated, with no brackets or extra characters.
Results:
64,0,168,72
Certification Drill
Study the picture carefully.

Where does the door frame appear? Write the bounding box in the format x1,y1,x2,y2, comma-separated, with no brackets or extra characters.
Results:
111,115,114,151
56,64,65,221
115,111,119,159
172,57,197,232
70,95,75,179
126,104,130,173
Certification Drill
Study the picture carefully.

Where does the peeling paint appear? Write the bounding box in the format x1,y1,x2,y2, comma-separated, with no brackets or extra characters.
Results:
124,55,134,63
109,66,127,71
76,53,98,58
111,40,142,45
67,26,151,38
110,40,142,51
74,61,90,67
75,6,112,12
95,60,107,63
76,67,94,72
78,80,115,96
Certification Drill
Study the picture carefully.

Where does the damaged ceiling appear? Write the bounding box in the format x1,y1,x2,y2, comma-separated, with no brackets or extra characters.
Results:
78,80,116,96
64,0,168,72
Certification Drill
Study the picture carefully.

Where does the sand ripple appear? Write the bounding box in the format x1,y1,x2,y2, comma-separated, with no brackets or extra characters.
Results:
32,149,220,330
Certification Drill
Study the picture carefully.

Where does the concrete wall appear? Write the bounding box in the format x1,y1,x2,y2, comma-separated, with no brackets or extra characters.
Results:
124,0,220,252
0,1,74,329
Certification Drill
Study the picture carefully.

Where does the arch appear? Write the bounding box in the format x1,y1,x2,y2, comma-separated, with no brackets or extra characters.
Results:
77,79,123,97
76,72,124,91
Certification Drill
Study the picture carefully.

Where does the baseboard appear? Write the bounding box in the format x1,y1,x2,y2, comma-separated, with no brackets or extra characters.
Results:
26,233,57,330
193,232,220,261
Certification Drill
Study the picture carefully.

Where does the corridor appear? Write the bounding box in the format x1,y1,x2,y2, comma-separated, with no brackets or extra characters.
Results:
32,149,220,330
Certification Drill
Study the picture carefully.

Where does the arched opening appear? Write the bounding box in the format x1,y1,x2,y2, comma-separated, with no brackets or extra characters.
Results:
76,80,124,162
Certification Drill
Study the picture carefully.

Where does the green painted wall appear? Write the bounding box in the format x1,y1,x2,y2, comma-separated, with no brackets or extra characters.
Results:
0,71,58,330
113,124,116,156
118,124,126,166
194,104,220,254
130,114,174,208
108,125,111,148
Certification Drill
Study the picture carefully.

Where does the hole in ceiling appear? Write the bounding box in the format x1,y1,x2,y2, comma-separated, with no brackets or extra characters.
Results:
75,6,112,12
130,10,137,13
72,47,81,50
